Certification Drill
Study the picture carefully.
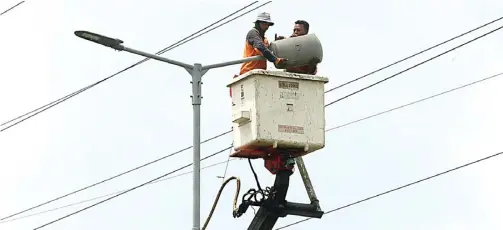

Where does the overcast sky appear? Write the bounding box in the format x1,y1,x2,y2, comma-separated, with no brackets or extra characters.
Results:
1,0,503,229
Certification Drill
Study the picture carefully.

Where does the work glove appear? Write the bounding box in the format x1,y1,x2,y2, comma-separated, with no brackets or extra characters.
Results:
275,33,286,41
274,57,288,68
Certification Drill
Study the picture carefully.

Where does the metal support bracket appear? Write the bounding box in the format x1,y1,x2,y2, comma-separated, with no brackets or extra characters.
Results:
295,156,322,211
244,155,325,230
189,63,206,105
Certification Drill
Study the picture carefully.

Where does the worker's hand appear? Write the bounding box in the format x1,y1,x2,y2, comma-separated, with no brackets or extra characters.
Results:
275,33,286,41
274,57,288,68
309,57,321,65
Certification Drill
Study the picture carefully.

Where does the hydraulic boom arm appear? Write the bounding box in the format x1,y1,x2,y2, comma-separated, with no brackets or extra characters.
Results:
234,153,324,230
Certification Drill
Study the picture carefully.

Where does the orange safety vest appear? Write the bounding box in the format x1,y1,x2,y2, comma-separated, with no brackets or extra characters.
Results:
239,37,270,75
231,35,270,97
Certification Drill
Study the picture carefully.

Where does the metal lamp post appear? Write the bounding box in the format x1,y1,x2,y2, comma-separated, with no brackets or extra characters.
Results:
74,30,264,230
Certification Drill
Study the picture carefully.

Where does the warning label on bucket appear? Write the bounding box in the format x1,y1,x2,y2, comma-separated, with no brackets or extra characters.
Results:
278,124,304,134
278,81,299,90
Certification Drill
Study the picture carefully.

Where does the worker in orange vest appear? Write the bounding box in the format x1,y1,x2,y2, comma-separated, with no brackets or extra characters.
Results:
231,12,288,97
239,12,288,75
276,20,319,75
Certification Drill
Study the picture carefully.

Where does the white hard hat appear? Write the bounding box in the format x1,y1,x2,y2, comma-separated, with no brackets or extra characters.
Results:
255,12,274,26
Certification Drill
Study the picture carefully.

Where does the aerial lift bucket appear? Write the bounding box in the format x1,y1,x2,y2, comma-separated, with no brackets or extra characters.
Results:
227,69,328,230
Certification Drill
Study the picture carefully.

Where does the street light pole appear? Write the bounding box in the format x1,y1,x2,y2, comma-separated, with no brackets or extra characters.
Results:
74,30,264,230
189,63,202,230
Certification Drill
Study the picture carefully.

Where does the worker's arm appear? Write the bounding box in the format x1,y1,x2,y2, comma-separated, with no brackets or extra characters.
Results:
308,57,320,74
309,64,317,75
247,29,277,62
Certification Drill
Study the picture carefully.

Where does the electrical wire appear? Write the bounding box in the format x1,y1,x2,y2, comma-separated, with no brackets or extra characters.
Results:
152,1,272,56
0,0,270,132
248,158,264,191
2,3,490,134
202,176,241,230
2,4,495,131
324,24,503,107
324,15,503,94
275,150,503,229
199,71,503,230
0,1,270,220
3,4,495,222
0,158,238,224
5,69,500,224
327,71,503,131
0,1,24,16
3,3,502,130
203,70,503,230
5,3,500,230
32,146,232,230
15,69,501,224
0,130,231,221
1,6,494,213
218,142,234,182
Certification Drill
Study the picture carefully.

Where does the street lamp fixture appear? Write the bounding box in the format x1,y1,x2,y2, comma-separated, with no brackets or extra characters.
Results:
74,31,124,51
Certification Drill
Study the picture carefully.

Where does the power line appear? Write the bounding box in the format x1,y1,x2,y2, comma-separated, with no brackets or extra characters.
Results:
6,70,501,224
0,130,230,221
32,146,232,230
153,1,271,55
1,3,490,133
0,0,261,130
3,4,490,134
325,24,503,107
0,158,238,224
324,15,503,94
4,3,499,229
0,0,270,132
5,64,498,223
0,1,24,16
18,67,498,222
219,145,234,182
0,0,269,219
327,71,503,131
34,85,502,228
276,150,503,229
2,5,492,220
277,71,503,229
63,17,503,229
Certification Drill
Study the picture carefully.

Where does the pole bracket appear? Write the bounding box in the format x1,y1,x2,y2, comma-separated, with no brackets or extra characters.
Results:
189,63,204,105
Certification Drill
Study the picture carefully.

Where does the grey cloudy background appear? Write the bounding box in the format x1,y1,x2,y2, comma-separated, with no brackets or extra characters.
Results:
1,0,503,229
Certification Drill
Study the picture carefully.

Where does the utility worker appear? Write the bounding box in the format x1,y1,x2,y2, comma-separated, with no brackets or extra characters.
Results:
239,12,288,75
231,12,288,97
276,20,319,75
